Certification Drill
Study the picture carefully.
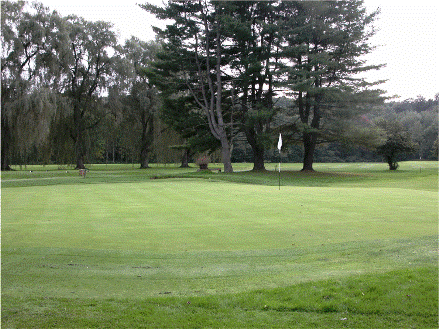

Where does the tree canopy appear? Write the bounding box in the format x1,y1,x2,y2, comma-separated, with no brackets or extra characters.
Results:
144,0,387,171
1,1,435,171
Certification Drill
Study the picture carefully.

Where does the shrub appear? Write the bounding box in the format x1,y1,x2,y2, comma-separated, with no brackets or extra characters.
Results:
196,155,211,170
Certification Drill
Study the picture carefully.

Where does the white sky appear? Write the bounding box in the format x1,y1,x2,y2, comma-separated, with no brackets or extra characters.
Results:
38,0,439,101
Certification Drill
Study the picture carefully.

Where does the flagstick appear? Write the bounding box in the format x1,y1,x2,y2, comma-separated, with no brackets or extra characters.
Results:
278,154,281,190
277,133,282,191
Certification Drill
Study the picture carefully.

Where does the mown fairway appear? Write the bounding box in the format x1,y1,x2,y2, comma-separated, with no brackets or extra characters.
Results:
1,162,438,328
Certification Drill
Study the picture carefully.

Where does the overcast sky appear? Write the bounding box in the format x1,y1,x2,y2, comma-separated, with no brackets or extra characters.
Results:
38,0,439,101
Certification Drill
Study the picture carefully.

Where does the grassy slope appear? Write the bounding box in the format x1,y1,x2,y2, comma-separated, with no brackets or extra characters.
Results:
3,267,437,328
1,161,438,328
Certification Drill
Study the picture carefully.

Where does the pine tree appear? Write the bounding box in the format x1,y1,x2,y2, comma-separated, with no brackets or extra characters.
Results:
223,1,283,171
281,1,385,171
141,0,234,172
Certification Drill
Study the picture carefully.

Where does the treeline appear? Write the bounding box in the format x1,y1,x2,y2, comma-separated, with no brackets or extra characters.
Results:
1,1,177,170
245,95,437,164
2,1,437,171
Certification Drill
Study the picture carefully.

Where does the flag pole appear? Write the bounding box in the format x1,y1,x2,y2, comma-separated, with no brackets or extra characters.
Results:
277,133,282,190
278,153,281,190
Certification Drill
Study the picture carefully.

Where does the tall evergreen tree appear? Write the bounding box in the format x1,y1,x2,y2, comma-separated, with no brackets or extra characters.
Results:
160,93,221,164
141,0,234,172
223,1,283,171
281,1,385,171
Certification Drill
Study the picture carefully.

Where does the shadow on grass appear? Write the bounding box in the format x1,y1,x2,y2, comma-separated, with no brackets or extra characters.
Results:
183,169,370,187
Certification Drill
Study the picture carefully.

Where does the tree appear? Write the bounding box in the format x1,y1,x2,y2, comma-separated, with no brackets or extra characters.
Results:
51,15,118,169
141,0,234,172
117,37,161,168
223,1,283,171
1,1,64,170
281,1,385,171
6,87,68,166
160,94,220,167
375,119,417,170
373,96,438,160
432,138,438,160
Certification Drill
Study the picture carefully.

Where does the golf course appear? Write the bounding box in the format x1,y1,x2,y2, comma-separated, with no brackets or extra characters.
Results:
1,161,438,328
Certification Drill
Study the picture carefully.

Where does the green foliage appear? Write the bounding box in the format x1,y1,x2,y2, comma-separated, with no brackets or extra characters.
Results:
58,15,118,168
143,0,236,172
219,1,283,170
432,138,438,159
375,119,418,170
116,38,162,168
376,96,439,160
160,94,221,156
280,1,386,170
1,1,63,169
1,0,435,172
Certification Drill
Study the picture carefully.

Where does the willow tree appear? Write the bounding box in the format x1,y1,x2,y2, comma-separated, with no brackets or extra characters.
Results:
114,37,162,169
1,1,62,169
281,1,385,171
50,15,118,169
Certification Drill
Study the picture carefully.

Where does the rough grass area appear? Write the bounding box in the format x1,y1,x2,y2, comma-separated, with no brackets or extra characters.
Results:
2,266,437,328
1,161,438,328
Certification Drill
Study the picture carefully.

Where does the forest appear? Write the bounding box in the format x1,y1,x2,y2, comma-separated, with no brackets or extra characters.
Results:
2,1,438,172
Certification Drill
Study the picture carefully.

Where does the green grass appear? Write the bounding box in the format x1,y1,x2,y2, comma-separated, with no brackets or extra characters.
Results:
1,161,438,328
3,161,437,191
2,266,437,328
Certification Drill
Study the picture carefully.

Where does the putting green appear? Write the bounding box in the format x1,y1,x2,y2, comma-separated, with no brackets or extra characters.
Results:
2,163,438,328
3,179,436,252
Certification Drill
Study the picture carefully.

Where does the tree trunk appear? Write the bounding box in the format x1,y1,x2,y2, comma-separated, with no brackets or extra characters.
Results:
245,127,265,171
301,89,321,172
139,115,153,169
189,4,233,173
180,148,189,168
139,147,149,169
139,130,150,168
220,135,233,173
252,146,265,171
386,156,398,170
302,131,316,171
74,132,86,169
1,114,12,171
214,12,233,174
75,152,85,170
73,106,86,170
74,131,86,169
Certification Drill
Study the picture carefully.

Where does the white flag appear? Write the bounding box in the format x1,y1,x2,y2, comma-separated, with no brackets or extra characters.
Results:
277,133,282,152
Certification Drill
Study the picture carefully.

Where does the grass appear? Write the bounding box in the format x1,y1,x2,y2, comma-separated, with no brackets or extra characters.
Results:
1,161,438,328
3,266,437,328
3,161,437,191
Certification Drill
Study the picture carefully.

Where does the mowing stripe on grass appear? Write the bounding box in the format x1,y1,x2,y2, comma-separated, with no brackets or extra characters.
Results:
2,179,437,252
2,163,437,328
